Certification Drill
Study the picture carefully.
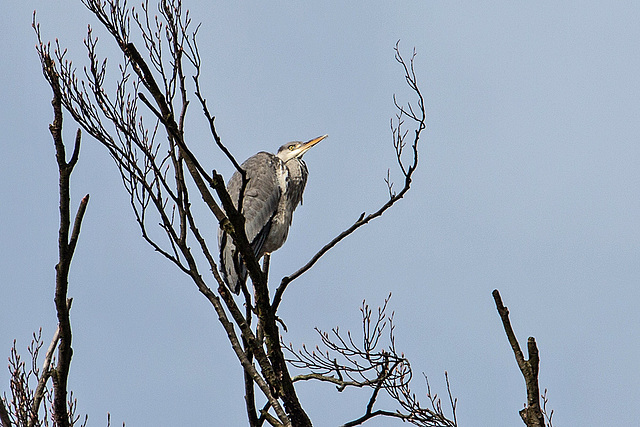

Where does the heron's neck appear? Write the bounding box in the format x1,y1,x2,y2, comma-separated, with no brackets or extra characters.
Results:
285,157,307,173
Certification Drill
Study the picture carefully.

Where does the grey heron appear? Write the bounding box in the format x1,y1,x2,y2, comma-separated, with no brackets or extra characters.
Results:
219,134,327,294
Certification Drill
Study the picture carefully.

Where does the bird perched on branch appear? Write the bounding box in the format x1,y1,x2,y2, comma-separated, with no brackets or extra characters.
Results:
219,135,327,294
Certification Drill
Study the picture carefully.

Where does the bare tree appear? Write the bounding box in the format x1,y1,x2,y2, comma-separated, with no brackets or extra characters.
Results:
2,1,556,426
0,36,90,427
26,0,444,425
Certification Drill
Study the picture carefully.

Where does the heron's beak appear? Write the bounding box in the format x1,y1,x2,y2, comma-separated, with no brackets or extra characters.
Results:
300,134,328,153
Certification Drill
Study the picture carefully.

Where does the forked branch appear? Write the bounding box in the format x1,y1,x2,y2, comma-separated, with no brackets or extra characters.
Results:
493,289,548,427
3,20,93,427
45,45,89,427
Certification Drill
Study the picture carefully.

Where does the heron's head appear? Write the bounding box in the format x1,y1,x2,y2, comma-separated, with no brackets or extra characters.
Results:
276,134,327,162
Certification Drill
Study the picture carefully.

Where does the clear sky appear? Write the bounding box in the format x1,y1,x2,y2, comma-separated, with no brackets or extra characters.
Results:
2,1,639,426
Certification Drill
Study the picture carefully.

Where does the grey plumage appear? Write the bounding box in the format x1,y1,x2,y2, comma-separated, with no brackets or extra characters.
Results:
219,135,327,294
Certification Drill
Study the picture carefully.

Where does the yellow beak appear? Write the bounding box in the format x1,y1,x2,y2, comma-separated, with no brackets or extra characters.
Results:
301,134,328,152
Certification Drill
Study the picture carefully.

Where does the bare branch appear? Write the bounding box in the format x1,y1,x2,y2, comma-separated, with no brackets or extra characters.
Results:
541,389,554,427
29,299,73,427
272,42,426,311
444,372,457,427
341,408,412,427
493,289,546,427
286,296,456,427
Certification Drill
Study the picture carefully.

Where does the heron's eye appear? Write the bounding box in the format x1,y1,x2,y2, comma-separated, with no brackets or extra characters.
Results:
288,145,296,151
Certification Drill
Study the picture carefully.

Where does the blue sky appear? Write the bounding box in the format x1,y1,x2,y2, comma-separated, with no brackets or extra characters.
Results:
2,1,639,426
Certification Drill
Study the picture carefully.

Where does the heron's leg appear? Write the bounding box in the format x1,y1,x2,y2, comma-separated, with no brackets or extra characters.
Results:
263,253,289,331
262,253,271,278
241,281,253,310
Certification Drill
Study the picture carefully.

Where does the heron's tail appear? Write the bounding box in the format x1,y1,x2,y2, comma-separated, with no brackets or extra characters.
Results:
219,231,247,294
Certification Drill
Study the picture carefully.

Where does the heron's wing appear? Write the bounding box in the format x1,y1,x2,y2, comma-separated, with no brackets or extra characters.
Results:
230,152,282,250
219,152,283,293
